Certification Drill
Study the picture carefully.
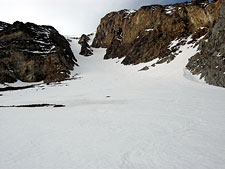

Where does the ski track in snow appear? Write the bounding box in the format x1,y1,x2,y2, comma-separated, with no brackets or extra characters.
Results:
0,36,225,169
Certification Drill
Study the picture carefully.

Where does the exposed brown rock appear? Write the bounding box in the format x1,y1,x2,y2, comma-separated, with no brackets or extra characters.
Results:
0,21,77,84
187,1,225,88
92,0,222,65
78,34,93,56
78,34,90,44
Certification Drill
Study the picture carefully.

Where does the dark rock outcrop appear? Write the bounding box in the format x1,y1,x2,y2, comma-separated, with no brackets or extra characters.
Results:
0,21,10,31
78,34,90,44
78,34,93,56
187,1,225,87
0,21,77,84
92,0,222,65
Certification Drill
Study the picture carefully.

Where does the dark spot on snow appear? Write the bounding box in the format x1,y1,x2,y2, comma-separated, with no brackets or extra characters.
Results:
0,104,66,108
106,96,111,98
53,104,66,108
138,66,149,71
0,85,35,92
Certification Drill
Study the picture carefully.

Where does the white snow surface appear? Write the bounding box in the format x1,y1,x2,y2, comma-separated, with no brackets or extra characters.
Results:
0,36,225,169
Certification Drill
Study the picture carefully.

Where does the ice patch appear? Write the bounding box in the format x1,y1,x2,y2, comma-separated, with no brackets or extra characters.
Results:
145,29,154,32
20,45,56,54
217,53,222,57
123,9,136,18
200,3,208,8
165,6,176,15
168,38,180,50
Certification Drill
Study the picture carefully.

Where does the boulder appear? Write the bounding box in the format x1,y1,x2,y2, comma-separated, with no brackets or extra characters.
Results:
78,34,90,44
78,34,93,56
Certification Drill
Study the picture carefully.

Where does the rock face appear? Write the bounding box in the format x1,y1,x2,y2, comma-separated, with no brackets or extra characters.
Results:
92,0,222,65
0,21,77,84
187,1,225,88
0,21,10,31
78,34,93,56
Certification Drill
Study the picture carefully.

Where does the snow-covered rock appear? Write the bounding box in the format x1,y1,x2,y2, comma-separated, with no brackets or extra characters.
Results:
0,21,77,83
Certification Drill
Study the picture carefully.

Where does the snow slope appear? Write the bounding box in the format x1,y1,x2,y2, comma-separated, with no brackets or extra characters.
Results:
0,36,225,169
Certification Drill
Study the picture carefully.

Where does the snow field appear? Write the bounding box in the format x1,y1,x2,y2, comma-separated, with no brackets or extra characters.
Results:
0,36,225,169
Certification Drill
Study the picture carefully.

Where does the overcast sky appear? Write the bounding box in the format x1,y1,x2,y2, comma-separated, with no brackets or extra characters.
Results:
1,0,192,35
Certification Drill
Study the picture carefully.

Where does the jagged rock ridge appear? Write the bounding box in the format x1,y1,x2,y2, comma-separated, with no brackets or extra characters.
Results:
0,21,77,84
187,1,225,88
92,0,222,65
0,21,10,31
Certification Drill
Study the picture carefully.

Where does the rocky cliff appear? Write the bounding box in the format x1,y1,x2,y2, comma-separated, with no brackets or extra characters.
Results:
92,0,222,65
0,21,10,31
187,1,225,88
0,21,77,84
